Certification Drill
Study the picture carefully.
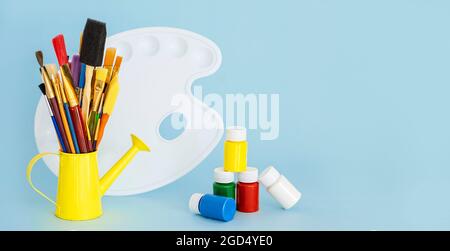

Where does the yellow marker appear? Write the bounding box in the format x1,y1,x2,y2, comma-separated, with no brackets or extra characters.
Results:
224,127,248,172
26,134,150,221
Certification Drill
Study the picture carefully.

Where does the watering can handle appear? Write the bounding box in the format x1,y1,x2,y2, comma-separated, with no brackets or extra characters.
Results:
26,152,58,206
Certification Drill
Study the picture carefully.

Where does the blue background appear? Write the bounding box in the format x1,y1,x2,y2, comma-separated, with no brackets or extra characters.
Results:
1,0,450,230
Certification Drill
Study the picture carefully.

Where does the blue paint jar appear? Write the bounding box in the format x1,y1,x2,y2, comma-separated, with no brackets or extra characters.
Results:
189,193,236,222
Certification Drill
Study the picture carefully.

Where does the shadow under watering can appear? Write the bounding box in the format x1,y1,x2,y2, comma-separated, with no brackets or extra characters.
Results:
26,134,150,221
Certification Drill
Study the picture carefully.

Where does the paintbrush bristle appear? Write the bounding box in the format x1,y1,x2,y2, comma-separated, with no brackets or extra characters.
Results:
52,34,69,66
45,64,58,78
104,48,116,67
35,51,44,67
95,67,108,82
38,83,46,95
113,56,123,71
80,18,107,67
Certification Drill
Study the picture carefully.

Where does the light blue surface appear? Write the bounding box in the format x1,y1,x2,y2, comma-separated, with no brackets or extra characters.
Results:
1,0,450,230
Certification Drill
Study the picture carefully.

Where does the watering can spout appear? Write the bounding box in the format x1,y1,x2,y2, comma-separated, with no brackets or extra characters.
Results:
99,134,150,195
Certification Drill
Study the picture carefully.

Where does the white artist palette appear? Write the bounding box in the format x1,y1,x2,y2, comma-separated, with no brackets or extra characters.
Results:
35,27,223,195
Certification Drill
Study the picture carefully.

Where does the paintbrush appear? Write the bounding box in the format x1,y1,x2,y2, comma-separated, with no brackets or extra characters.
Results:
110,56,122,81
88,67,107,136
35,51,70,152
79,18,106,124
78,62,86,103
52,34,92,153
92,94,105,150
38,83,66,152
101,49,117,101
46,64,76,153
77,33,85,102
96,74,120,147
58,73,81,154
96,55,123,146
103,48,116,84
103,55,122,100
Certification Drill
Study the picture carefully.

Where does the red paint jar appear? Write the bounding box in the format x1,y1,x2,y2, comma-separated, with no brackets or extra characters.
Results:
236,167,259,213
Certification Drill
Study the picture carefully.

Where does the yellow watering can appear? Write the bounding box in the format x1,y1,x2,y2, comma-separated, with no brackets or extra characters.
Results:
26,134,150,221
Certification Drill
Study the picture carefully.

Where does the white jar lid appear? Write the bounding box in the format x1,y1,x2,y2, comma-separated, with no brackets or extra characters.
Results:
214,167,235,183
226,127,247,141
259,166,281,188
237,167,258,183
189,193,204,214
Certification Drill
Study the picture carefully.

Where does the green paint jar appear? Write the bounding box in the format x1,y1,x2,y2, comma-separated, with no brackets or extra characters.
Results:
213,167,236,199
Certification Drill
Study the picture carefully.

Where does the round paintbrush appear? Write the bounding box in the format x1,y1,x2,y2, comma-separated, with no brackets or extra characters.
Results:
35,51,44,67
38,83,65,152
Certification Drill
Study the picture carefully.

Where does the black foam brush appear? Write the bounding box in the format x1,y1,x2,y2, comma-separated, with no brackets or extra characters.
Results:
80,18,107,66
79,18,107,128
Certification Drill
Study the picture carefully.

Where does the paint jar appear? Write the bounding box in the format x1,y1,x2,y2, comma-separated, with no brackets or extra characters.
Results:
213,167,236,199
236,167,259,213
189,193,236,222
259,166,301,209
224,127,247,172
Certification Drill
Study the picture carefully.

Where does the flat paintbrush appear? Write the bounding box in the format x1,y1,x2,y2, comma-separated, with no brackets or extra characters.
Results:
110,56,122,81
96,74,120,147
78,33,85,103
58,74,81,154
35,51,70,152
96,56,122,146
92,94,105,150
103,47,116,86
38,83,66,152
88,67,107,137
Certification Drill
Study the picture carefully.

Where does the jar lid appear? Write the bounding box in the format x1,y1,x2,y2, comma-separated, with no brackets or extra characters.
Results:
237,167,258,183
226,127,246,141
214,167,235,183
259,166,281,187
189,193,204,214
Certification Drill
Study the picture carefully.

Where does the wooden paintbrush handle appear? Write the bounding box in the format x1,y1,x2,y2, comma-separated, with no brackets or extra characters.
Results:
81,65,94,121
69,106,89,153
78,106,93,152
